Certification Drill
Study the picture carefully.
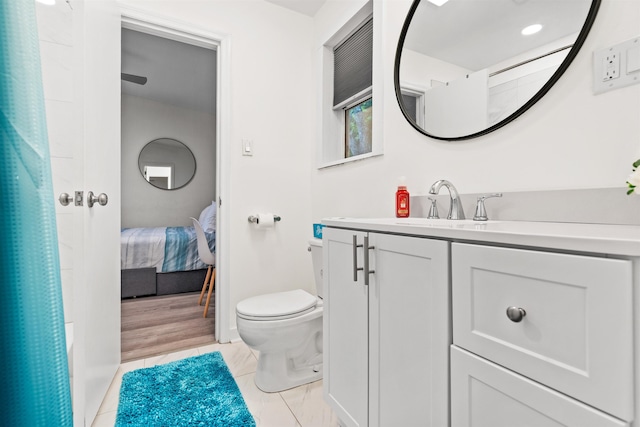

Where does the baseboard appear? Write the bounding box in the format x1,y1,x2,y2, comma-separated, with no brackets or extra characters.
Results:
217,327,240,344
227,327,240,343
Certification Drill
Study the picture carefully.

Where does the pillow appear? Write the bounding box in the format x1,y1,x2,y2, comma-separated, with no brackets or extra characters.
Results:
198,204,210,227
198,201,217,232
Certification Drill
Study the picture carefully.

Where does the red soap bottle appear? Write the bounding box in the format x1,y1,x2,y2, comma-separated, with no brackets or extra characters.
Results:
396,185,410,218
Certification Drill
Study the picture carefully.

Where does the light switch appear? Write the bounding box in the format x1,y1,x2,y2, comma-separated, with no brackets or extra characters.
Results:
627,45,640,73
242,139,253,156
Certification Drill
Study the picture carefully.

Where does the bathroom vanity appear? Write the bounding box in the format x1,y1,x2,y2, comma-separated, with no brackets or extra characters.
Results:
322,218,640,427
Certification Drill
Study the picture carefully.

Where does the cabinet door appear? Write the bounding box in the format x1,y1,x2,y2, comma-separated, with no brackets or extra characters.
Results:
451,346,628,427
323,228,369,427
370,234,450,427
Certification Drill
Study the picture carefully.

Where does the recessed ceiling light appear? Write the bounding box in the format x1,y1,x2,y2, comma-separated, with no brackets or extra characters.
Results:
36,0,56,4
427,0,449,6
521,24,543,36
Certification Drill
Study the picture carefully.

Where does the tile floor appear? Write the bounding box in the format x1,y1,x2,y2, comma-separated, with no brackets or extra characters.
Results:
91,340,341,427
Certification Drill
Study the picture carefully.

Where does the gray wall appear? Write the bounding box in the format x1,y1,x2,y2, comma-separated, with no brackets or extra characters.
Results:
121,94,216,228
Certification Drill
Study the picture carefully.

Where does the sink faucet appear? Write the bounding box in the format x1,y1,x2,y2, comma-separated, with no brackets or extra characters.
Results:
428,179,465,220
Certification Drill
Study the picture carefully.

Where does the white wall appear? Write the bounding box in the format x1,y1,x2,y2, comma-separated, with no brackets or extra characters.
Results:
121,94,216,228
120,0,315,334
117,0,639,336
311,0,640,221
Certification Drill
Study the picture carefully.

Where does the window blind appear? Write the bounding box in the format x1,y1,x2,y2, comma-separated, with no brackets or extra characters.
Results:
401,93,417,122
333,18,373,108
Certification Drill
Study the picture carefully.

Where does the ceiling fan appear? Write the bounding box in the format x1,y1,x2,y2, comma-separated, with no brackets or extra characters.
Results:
121,73,147,85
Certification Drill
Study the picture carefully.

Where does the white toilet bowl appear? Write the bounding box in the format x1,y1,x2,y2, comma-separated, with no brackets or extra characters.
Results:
236,239,324,392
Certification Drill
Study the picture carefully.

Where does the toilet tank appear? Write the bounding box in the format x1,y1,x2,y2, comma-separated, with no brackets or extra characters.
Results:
309,238,323,299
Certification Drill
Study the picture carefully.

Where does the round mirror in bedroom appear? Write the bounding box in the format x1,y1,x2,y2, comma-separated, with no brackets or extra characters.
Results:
394,0,601,141
138,138,197,190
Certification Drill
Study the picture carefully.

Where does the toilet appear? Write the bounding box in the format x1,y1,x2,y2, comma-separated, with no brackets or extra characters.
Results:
236,238,323,392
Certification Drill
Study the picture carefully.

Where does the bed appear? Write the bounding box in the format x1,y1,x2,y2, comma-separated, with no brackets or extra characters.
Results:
120,226,216,298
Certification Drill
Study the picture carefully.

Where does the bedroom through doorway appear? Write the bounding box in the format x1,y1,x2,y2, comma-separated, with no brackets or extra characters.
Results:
119,19,220,362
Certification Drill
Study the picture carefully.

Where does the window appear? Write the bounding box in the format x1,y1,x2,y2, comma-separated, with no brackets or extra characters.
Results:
345,98,372,157
318,2,376,168
334,18,373,159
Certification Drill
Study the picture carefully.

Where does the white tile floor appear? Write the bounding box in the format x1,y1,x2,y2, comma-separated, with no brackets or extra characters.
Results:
91,340,340,427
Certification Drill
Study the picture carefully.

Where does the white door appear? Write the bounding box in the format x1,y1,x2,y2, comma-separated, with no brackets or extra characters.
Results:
323,228,369,427
369,233,450,427
72,0,121,425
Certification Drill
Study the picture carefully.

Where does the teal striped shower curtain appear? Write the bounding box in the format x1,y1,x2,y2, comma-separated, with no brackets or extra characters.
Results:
0,0,73,425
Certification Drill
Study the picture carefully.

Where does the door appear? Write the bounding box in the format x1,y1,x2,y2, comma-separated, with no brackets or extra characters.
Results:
323,228,369,427
72,0,121,425
369,233,450,427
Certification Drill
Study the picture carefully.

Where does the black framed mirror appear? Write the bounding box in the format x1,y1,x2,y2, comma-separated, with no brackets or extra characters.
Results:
394,0,601,141
138,138,196,190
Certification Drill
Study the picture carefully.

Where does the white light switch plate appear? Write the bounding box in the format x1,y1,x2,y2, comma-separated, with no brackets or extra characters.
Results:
627,45,640,73
593,36,640,94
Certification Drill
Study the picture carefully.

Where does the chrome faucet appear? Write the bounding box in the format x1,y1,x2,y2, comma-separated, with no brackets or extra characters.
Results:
428,179,465,220
473,193,503,221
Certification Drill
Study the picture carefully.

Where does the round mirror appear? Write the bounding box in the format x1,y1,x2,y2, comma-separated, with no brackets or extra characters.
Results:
394,0,600,140
138,138,196,190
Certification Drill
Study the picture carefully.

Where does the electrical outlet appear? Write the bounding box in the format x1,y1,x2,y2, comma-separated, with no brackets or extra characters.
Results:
593,36,640,94
602,52,620,81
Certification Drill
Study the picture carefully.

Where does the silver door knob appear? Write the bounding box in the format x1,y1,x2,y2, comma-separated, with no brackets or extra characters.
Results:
87,191,108,207
59,193,73,206
506,306,526,323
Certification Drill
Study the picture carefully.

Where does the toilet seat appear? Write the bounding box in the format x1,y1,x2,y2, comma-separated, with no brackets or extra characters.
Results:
236,289,318,321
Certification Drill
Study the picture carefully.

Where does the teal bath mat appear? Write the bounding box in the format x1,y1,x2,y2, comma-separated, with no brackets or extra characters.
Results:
116,352,255,426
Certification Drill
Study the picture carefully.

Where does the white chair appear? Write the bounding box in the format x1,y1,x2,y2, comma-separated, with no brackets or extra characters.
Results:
190,217,215,318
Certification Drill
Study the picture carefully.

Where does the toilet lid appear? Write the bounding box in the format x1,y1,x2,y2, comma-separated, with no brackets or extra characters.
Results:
236,289,317,321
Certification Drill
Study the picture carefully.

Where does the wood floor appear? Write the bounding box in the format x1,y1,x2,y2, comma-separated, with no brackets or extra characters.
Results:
121,292,216,362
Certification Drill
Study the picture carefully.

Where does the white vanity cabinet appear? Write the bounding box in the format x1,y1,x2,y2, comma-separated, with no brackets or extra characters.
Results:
323,227,450,427
322,217,640,427
451,243,633,426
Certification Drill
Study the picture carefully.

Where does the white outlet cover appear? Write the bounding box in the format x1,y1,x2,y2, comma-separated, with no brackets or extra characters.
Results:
593,36,640,94
601,53,620,81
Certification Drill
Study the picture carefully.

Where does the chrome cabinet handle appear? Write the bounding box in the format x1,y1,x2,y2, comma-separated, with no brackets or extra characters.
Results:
58,193,73,206
506,306,526,323
353,235,363,281
363,235,374,286
87,191,108,208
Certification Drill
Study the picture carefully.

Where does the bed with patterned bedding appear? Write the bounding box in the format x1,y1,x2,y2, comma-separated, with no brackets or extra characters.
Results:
120,226,216,298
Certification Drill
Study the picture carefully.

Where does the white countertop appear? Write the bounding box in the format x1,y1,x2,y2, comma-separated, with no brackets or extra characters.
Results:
322,217,640,257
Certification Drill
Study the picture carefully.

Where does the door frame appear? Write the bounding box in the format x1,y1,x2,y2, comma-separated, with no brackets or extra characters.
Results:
120,6,231,342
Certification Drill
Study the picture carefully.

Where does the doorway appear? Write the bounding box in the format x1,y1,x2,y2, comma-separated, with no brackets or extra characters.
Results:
119,13,230,358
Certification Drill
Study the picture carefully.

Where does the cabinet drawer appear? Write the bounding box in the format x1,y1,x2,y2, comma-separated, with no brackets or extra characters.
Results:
451,346,628,427
452,243,633,421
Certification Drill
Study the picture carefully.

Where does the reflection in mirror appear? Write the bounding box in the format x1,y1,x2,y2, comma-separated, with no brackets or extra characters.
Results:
138,138,196,190
395,0,600,140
